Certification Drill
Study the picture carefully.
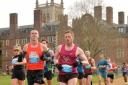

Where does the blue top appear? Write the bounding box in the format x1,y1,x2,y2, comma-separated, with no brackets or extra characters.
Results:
97,59,110,72
76,58,84,73
77,63,84,73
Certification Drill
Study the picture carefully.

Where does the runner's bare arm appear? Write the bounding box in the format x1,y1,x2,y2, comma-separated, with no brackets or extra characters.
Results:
77,47,89,65
22,44,28,62
23,44,28,52
54,45,62,64
49,50,54,57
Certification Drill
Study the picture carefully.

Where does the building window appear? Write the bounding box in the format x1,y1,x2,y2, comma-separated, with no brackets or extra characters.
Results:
2,40,4,47
21,38,28,45
118,27,125,33
6,40,9,46
116,49,124,58
55,13,58,21
0,40,2,47
47,36,55,43
2,50,8,57
16,39,20,45
43,14,46,22
47,13,50,21
40,36,45,41
5,50,8,57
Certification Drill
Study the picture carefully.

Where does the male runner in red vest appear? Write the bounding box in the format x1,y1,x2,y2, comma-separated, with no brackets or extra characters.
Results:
55,30,89,85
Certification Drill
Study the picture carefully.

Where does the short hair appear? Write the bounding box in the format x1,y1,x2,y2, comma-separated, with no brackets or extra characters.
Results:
41,39,48,43
13,44,21,50
30,30,39,34
123,62,126,65
85,50,91,55
64,30,74,36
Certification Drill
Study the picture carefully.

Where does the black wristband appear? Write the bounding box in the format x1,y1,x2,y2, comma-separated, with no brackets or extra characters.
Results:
56,64,63,71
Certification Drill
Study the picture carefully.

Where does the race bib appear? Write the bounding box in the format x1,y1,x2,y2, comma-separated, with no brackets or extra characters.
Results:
85,65,91,70
29,52,39,63
12,58,18,64
62,64,72,73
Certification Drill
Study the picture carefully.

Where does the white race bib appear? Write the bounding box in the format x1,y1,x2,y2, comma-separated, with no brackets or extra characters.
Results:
62,64,73,73
29,51,39,63
12,58,18,64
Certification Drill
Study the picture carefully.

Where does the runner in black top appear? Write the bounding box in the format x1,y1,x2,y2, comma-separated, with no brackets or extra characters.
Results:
11,44,26,85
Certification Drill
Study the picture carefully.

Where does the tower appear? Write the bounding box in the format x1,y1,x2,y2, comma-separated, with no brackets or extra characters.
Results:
35,0,64,23
61,0,64,8
36,0,39,8
51,0,54,5
46,0,48,6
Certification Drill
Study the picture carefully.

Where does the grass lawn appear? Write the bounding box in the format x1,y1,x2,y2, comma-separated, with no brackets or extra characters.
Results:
0,74,100,85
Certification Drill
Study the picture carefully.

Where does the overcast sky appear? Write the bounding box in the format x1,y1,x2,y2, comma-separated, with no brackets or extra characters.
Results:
0,0,128,28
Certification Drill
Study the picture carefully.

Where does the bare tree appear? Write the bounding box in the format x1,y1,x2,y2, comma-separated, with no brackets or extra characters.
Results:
68,0,103,20
72,13,121,61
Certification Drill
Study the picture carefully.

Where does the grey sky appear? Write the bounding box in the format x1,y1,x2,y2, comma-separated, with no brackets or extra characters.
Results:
0,0,128,28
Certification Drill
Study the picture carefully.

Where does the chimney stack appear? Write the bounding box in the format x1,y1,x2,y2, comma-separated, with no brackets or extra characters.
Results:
106,6,113,24
34,10,42,33
10,13,18,38
118,11,125,24
94,6,102,21
9,13,18,53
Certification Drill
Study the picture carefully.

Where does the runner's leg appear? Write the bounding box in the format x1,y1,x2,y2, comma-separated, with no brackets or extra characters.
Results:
68,78,77,85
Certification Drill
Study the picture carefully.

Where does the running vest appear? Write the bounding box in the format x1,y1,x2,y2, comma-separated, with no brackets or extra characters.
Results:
58,44,77,74
12,55,25,70
108,63,117,73
84,58,93,74
26,43,44,70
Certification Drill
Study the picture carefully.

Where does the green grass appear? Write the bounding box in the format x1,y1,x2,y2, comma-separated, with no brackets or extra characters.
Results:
1,74,121,85
0,75,12,85
0,75,58,85
0,74,100,85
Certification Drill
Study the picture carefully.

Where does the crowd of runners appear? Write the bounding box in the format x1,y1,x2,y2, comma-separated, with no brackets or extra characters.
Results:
10,29,128,85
